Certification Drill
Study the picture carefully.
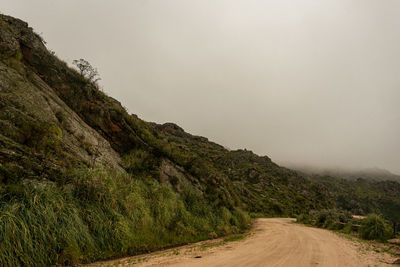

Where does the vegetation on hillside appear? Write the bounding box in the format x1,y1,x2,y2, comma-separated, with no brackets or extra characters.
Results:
0,167,250,266
152,123,332,215
297,210,394,242
308,176,400,236
297,175,400,241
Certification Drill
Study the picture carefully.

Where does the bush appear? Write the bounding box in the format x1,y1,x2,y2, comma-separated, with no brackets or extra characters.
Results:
296,209,353,230
359,214,391,241
296,213,312,224
341,224,353,234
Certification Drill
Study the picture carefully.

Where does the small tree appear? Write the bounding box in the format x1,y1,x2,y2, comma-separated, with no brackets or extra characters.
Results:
72,58,101,85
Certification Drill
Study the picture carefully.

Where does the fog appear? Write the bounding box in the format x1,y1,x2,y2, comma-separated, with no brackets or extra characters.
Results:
2,0,400,174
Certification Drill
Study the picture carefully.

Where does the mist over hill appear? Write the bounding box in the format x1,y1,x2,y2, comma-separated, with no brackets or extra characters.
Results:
286,164,400,182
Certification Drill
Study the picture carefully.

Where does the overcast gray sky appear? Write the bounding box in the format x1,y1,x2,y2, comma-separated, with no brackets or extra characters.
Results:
2,0,400,174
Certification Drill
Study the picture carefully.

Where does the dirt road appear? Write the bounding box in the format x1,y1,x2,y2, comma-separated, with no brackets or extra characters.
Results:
90,218,396,267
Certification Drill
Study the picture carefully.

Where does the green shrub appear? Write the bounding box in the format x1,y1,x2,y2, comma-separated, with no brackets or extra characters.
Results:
341,224,353,234
297,209,352,230
359,214,391,241
296,213,312,224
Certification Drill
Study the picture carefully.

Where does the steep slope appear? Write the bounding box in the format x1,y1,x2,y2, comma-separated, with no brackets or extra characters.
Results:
0,14,331,215
0,14,334,266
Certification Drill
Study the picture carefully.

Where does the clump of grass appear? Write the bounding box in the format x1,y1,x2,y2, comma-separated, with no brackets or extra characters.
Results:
223,233,247,242
359,214,391,241
122,149,159,174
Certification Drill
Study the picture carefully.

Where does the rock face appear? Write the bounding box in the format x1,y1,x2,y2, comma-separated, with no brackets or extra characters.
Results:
0,14,122,181
0,18,21,59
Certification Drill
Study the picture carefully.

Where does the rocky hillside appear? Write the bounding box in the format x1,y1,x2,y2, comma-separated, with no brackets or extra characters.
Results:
153,122,331,213
0,15,122,180
0,14,330,215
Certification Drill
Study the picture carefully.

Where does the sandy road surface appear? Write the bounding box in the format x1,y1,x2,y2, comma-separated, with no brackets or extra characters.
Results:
90,218,396,267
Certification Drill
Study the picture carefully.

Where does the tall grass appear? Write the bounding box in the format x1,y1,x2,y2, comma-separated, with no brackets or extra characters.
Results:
0,168,250,266
0,181,95,266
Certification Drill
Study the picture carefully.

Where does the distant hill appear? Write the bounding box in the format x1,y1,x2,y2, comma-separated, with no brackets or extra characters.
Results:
286,164,400,182
288,164,400,227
